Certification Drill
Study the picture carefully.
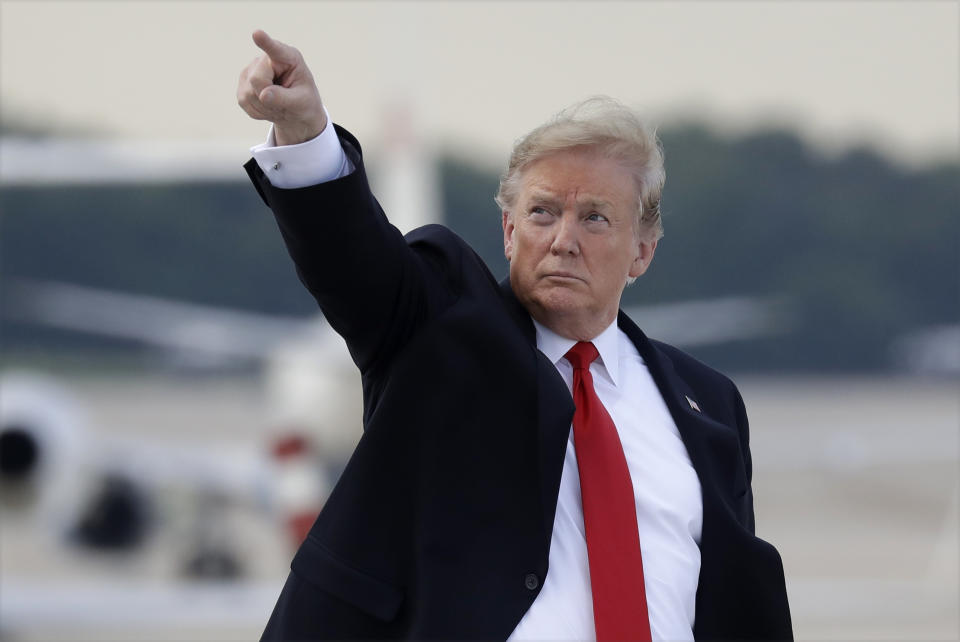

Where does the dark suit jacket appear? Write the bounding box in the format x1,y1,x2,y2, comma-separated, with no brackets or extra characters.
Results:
246,126,792,641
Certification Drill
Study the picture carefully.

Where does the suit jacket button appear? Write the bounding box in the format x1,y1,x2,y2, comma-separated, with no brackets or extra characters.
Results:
524,573,539,590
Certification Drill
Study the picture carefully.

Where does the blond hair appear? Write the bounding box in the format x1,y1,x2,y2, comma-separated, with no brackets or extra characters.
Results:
495,96,665,240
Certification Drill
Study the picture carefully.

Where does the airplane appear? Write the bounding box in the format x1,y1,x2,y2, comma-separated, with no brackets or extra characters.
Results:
1,97,790,544
0,105,789,638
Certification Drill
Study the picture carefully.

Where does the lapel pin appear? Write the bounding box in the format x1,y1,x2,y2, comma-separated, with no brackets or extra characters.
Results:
685,395,701,413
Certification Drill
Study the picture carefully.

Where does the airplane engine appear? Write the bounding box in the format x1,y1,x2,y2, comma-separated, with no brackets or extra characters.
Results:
0,372,89,514
0,371,149,549
0,422,40,487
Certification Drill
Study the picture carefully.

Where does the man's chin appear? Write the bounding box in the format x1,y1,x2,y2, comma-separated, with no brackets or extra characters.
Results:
530,288,586,317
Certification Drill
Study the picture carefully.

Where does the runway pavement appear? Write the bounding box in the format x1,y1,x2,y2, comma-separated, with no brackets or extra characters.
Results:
1,374,956,640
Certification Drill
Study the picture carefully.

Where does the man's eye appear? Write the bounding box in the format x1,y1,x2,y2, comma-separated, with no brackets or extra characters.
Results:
586,213,608,223
530,206,551,216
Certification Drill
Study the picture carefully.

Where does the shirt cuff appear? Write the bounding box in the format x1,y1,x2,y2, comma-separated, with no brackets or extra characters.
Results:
250,107,355,189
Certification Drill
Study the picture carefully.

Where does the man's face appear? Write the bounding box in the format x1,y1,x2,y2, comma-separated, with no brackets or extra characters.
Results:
502,148,657,340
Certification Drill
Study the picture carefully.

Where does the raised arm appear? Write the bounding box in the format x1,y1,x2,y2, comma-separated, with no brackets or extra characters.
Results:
237,32,458,375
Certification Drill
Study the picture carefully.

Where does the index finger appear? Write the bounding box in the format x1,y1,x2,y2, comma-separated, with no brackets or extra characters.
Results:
252,29,298,65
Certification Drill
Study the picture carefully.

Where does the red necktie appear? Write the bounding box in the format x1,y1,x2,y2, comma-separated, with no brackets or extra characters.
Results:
565,341,652,642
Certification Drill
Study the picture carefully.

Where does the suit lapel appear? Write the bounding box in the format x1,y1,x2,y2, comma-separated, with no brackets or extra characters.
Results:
532,349,575,540
616,311,744,516
618,313,778,638
499,279,574,541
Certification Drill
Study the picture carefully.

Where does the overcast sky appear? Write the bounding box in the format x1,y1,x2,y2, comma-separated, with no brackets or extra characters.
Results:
1,1,957,168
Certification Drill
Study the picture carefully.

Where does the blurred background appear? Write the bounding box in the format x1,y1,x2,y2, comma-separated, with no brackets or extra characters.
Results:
1,1,957,639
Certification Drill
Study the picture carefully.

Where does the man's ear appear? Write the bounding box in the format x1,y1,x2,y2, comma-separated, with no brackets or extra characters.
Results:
628,237,657,279
502,210,514,261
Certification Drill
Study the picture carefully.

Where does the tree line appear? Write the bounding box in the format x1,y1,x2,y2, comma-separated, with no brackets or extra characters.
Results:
2,122,957,373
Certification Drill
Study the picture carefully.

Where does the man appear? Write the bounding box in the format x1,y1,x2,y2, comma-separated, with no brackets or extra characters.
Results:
238,30,791,641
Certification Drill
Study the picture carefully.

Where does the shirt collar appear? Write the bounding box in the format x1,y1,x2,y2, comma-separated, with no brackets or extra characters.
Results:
532,318,622,388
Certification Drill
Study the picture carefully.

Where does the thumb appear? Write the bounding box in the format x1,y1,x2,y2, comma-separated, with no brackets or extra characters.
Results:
259,83,315,114
258,84,288,107
252,29,299,66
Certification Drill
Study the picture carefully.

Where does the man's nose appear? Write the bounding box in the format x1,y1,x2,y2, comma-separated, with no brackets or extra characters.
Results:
550,215,580,256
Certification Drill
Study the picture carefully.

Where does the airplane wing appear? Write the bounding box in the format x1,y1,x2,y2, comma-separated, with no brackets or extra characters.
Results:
2,278,319,366
622,296,790,347
4,279,788,358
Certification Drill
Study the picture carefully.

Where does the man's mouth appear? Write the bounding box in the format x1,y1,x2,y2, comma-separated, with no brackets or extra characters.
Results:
543,272,583,282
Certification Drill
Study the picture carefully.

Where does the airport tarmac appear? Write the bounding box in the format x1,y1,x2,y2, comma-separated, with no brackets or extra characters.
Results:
1,374,957,640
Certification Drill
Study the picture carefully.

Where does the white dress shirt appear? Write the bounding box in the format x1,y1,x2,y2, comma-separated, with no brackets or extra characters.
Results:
251,118,704,641
509,320,702,641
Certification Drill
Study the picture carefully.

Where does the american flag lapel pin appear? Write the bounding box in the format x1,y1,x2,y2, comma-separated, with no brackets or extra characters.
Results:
685,395,701,413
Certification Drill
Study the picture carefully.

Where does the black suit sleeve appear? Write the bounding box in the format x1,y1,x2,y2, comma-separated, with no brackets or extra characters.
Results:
245,126,456,375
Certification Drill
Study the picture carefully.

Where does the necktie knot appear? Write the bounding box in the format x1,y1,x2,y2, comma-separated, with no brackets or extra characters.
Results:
564,341,599,371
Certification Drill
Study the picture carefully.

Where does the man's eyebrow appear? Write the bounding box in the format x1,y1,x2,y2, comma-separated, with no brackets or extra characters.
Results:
580,197,613,210
527,189,560,202
527,189,611,209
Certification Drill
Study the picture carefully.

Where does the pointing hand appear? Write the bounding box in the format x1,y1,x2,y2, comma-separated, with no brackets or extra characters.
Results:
237,30,327,146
